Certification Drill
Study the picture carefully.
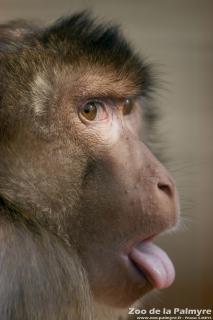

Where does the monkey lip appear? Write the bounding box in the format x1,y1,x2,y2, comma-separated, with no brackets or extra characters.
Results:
128,241,175,289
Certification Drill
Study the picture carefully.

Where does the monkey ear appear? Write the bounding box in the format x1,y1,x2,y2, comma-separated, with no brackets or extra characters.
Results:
0,20,38,51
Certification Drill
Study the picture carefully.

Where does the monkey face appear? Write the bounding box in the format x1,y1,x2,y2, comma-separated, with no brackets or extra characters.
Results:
0,13,180,313
67,95,180,307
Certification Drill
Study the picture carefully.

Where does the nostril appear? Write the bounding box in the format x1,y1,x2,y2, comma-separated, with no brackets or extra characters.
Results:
157,182,173,198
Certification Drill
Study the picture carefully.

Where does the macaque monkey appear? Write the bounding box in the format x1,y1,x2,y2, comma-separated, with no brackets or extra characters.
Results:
0,12,180,320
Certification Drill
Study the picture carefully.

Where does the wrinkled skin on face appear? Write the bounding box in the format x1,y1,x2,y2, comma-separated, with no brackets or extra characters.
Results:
0,13,180,317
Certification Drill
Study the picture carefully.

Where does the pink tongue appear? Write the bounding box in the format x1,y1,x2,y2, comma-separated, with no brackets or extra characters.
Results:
129,241,175,289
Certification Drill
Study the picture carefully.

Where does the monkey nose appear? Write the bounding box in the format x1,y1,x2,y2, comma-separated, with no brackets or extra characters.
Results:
152,166,179,208
157,177,174,199
155,173,179,226
146,172,175,200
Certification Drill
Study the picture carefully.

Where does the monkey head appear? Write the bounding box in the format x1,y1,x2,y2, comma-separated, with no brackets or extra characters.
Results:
0,13,180,310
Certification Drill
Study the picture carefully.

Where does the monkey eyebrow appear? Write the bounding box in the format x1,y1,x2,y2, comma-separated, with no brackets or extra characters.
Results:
71,71,152,102
70,81,144,101
69,80,142,100
72,93,139,102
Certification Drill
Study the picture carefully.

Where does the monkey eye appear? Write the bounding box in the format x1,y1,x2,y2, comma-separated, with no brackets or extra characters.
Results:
123,98,134,115
79,100,108,122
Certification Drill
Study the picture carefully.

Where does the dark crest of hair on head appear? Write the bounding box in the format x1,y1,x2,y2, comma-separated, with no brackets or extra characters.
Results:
38,11,155,99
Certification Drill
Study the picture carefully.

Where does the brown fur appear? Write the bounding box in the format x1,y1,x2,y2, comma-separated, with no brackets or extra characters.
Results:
0,13,179,320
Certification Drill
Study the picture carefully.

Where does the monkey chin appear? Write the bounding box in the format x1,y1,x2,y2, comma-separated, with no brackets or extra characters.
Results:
94,238,176,309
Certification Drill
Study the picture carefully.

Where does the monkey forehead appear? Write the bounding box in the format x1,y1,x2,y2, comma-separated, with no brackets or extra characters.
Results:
52,64,142,99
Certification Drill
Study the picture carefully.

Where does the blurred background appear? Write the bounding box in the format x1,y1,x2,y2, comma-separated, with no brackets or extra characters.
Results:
1,0,212,309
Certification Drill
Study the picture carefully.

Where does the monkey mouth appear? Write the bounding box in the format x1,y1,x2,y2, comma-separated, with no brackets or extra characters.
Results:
128,240,175,289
